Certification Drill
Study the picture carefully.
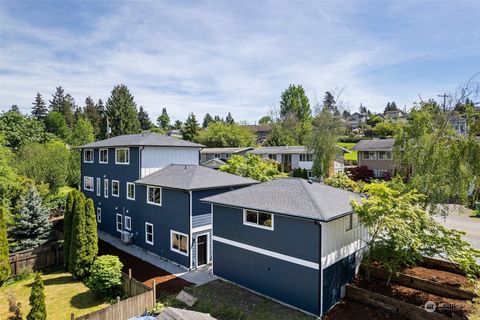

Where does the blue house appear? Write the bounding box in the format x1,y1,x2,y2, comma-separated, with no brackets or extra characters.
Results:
79,132,257,269
202,178,367,317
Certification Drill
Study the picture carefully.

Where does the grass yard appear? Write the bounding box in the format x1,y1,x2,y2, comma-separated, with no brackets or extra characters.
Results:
157,280,314,320
338,142,357,162
0,270,109,320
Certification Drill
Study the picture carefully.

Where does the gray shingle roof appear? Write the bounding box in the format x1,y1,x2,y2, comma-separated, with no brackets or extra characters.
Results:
158,307,217,320
248,146,308,155
201,178,361,221
200,147,253,154
350,139,395,151
135,164,257,190
78,132,203,148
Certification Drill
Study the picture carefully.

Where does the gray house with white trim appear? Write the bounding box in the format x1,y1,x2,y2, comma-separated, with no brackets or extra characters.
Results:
202,178,367,316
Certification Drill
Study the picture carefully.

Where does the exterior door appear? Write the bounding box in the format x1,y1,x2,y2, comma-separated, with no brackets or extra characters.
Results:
282,154,292,172
197,235,208,266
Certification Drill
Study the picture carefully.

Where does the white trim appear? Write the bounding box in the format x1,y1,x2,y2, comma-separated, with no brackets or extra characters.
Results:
99,148,108,164
115,147,130,165
243,209,274,231
83,176,94,191
111,180,120,197
96,178,101,196
145,222,154,245
195,232,210,267
96,207,101,223
124,216,131,231
104,179,109,198
146,186,162,206
320,222,324,316
170,230,189,256
192,224,212,233
83,149,94,163
212,235,319,270
116,214,123,232
126,182,135,200
189,191,193,269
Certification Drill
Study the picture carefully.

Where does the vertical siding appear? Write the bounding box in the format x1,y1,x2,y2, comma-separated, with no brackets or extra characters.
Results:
141,147,200,177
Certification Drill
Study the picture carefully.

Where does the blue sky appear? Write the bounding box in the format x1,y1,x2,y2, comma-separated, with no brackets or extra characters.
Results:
0,0,479,123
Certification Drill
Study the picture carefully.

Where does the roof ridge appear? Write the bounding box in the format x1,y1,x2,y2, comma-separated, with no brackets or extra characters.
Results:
298,179,324,219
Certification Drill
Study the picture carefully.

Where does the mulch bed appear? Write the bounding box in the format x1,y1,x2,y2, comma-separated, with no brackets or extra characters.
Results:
323,300,408,320
98,240,193,297
402,266,473,289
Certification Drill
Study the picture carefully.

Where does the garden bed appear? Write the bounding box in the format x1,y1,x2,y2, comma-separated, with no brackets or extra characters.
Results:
403,266,473,290
323,299,408,320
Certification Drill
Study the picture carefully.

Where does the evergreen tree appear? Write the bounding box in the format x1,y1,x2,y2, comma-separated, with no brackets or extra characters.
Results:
63,191,75,268
0,207,10,283
27,273,46,320
213,115,223,123
384,101,399,113
49,86,65,112
10,186,51,252
31,93,48,121
105,84,141,136
173,120,183,130
342,110,351,118
10,105,20,113
157,108,170,130
279,84,311,122
96,99,107,140
181,113,199,141
202,113,214,128
69,193,89,278
323,91,336,111
62,94,76,127
138,106,154,130
225,112,234,124
84,198,98,269
83,96,102,137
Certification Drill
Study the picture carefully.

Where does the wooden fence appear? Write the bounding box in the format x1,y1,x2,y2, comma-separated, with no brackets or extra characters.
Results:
9,242,63,276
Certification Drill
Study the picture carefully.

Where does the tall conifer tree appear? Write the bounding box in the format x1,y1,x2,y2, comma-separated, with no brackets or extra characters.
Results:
27,273,46,320
69,193,89,278
31,93,48,121
105,84,141,136
63,191,75,268
84,198,98,268
138,106,154,130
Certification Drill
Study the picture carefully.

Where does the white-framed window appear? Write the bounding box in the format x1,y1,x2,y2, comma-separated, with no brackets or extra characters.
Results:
112,180,119,197
83,176,94,191
243,209,274,230
96,208,101,223
300,153,313,162
115,148,130,164
170,230,188,256
127,182,135,200
104,179,109,198
145,223,154,245
363,151,377,160
147,186,162,206
83,149,94,163
99,149,108,163
96,178,101,196
214,153,221,158
125,216,131,231
378,151,392,160
116,214,123,232
345,213,359,231
268,154,277,161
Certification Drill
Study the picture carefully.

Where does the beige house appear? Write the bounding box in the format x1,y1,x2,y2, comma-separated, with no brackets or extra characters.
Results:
351,139,395,178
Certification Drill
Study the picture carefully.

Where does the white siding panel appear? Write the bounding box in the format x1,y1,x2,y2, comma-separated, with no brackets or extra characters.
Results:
141,147,200,177
321,216,369,269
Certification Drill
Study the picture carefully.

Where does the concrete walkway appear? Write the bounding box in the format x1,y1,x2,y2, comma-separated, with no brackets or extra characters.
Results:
98,231,214,285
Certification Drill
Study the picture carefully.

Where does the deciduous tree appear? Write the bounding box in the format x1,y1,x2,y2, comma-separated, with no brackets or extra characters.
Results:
220,154,287,181
157,107,170,130
195,122,256,147
279,84,311,122
45,111,70,140
0,206,10,283
0,110,50,150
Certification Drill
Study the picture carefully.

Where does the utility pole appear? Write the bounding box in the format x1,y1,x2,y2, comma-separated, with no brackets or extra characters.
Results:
438,93,451,113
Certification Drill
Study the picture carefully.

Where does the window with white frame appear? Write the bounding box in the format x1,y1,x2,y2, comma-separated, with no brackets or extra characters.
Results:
171,230,188,255
268,154,277,161
115,148,129,164
83,176,94,191
145,223,154,245
345,213,359,231
127,182,135,200
112,180,119,197
96,208,101,223
83,149,94,163
243,209,274,230
363,151,376,160
96,178,101,196
99,149,108,163
300,153,313,162
147,186,162,205
125,216,131,231
378,151,392,160
104,179,109,198
116,214,123,232
214,153,221,158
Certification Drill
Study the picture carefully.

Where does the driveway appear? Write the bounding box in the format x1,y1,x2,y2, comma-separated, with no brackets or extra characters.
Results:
432,205,480,249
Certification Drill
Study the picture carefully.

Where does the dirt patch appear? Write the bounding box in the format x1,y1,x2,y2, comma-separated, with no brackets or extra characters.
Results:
403,266,473,289
323,300,408,320
98,240,193,296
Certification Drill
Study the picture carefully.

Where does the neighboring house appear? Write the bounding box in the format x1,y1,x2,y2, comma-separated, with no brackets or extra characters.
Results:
79,132,256,270
346,112,367,130
244,124,272,144
383,110,406,122
201,158,227,170
201,178,367,317
350,139,395,177
449,115,468,135
200,147,254,164
248,146,345,178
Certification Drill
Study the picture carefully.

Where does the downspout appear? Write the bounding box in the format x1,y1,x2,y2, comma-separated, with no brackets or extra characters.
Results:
315,220,323,317
139,146,144,178
189,190,193,270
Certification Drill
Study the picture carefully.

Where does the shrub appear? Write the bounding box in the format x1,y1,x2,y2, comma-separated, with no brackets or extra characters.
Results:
347,165,374,182
7,290,23,320
27,273,46,320
87,255,123,299
324,172,357,192
0,206,10,283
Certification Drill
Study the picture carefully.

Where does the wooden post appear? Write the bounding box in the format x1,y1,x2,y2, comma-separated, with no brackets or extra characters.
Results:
70,313,75,320
152,279,156,305
14,254,19,276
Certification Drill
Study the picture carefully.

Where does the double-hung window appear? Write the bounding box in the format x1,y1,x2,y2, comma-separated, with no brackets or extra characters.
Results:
127,182,135,200
300,153,313,162
115,148,129,164
243,209,274,230
125,216,131,231
83,176,94,191
96,178,101,196
99,149,108,163
96,208,102,223
147,186,162,206
170,231,188,255
363,151,376,160
145,223,154,245
378,151,392,160
345,213,359,231
104,179,109,198
83,149,94,163
112,180,119,197
116,214,123,232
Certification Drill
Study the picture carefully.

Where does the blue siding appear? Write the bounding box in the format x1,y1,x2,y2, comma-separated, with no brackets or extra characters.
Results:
322,252,357,314
192,214,212,228
192,188,234,216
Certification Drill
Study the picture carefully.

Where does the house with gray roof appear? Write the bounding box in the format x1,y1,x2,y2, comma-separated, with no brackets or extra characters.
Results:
200,147,254,164
201,178,367,317
351,139,395,178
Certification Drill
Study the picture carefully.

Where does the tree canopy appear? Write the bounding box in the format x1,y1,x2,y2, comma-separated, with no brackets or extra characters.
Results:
181,113,199,141
105,84,141,136
219,154,287,181
279,84,312,122
195,122,256,147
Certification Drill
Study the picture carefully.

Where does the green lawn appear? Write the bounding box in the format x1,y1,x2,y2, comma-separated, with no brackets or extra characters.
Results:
0,270,108,320
338,142,357,162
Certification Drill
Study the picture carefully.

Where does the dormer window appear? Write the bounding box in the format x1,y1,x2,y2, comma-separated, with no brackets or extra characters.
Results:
84,149,94,163
115,148,129,164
